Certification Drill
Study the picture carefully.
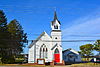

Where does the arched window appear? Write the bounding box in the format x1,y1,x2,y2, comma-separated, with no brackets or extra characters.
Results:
54,25,58,29
40,44,48,59
45,47,48,58
54,48,59,54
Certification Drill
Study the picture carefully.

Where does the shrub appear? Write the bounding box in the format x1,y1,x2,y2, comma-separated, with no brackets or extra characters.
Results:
1,55,15,64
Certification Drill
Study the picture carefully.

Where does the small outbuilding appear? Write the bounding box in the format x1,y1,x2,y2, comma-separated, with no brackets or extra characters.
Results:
63,48,81,63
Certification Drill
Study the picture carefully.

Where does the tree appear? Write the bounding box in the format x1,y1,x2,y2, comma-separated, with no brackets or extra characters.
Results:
0,10,8,48
94,40,100,54
80,44,94,57
0,10,13,63
7,19,27,55
0,10,27,63
0,10,10,57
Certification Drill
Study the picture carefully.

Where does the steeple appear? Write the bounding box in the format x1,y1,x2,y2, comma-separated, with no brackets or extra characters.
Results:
54,11,58,20
52,11,60,25
51,11,62,63
51,11,61,31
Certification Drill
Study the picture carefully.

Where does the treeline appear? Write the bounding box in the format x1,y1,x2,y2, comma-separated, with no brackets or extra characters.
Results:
0,10,27,63
79,40,100,58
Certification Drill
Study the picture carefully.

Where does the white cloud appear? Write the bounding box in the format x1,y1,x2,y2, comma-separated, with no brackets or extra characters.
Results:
63,14,100,36
62,11,100,52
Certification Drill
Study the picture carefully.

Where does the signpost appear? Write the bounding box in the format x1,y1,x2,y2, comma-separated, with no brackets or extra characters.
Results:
37,59,45,65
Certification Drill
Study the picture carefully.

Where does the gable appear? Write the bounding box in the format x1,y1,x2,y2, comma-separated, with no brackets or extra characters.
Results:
63,49,79,55
51,20,61,26
28,32,51,48
51,44,58,50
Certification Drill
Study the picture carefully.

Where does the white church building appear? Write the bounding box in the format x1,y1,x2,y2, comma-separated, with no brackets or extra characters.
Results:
28,12,63,64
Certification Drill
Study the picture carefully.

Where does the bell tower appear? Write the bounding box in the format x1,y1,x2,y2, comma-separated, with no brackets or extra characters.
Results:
51,11,62,63
51,11,61,43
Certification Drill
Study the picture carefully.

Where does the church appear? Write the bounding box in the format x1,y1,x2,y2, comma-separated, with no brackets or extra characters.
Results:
28,12,63,64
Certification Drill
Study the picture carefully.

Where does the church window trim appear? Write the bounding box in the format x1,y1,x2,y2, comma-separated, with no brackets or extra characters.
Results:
40,44,48,59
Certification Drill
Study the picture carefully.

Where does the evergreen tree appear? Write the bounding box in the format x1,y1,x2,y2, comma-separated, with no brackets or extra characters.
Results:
0,10,27,63
0,10,13,63
7,19,27,55
0,10,10,57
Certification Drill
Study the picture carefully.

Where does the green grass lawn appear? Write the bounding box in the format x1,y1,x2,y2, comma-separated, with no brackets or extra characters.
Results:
0,64,45,67
70,63,100,67
0,63,99,67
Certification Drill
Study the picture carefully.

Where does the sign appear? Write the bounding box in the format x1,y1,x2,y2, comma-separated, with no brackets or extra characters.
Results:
37,59,45,65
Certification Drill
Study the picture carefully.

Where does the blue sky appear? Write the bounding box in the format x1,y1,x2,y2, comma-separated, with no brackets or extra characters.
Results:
0,0,100,54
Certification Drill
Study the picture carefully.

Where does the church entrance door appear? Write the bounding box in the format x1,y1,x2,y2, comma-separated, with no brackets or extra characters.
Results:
54,48,60,63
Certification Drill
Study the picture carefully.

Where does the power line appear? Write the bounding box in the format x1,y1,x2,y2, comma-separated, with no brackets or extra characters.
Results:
0,39,95,42
26,34,100,37
29,40,95,42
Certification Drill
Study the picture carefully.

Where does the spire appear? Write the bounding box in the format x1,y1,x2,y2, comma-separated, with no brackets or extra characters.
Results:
51,11,61,25
54,11,58,20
